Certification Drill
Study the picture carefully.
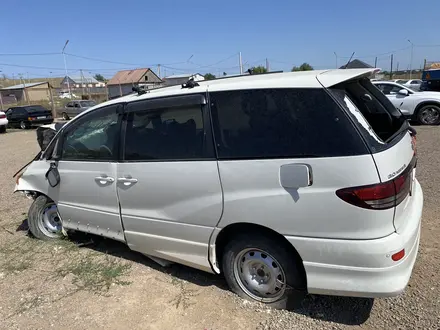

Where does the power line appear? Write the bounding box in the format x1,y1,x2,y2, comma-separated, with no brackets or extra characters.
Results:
188,53,238,69
0,52,60,56
337,46,411,59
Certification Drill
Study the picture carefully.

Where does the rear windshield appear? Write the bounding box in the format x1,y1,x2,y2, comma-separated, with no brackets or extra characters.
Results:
24,105,49,113
329,78,408,153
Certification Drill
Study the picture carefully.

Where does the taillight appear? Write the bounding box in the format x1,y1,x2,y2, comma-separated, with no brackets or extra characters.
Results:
336,170,412,210
0,114,5,119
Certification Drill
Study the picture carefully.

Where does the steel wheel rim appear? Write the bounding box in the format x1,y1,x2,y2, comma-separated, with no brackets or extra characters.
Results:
20,121,26,129
233,248,286,302
420,107,440,125
62,113,69,120
37,203,62,237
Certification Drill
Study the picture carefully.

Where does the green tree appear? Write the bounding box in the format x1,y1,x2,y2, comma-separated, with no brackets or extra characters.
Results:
204,73,216,80
291,63,314,72
250,66,267,74
94,74,106,82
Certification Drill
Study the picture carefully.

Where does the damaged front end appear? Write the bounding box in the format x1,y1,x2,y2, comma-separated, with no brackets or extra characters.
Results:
14,122,66,196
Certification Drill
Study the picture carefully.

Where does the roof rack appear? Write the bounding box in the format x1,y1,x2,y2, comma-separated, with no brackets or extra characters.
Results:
208,70,284,81
181,77,200,89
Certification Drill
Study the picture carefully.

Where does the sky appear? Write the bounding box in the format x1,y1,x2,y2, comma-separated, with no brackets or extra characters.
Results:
1,0,440,79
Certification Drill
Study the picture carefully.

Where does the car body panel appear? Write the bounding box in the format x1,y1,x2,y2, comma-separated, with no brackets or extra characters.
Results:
117,161,223,272
215,155,394,240
0,111,8,127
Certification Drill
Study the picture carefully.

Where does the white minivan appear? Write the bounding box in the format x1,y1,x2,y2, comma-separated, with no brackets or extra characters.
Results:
15,68,423,309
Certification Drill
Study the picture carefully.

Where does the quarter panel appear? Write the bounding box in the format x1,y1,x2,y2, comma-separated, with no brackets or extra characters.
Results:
217,156,394,240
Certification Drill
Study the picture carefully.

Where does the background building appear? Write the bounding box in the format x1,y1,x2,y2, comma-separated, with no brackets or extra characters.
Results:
0,82,52,103
163,73,205,86
107,68,162,99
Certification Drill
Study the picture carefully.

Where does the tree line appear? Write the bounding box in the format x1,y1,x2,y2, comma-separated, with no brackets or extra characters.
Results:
203,63,314,80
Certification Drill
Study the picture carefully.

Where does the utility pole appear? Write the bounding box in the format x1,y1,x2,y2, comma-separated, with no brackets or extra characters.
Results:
334,52,338,68
239,52,243,75
265,58,270,72
423,59,427,70
62,40,71,96
408,39,414,79
19,74,29,105
157,64,161,78
374,57,377,68
80,69,85,97
397,62,399,73
390,54,394,80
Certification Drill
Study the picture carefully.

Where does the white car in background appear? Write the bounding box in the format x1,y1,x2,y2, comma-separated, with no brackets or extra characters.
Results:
0,111,8,133
373,81,440,125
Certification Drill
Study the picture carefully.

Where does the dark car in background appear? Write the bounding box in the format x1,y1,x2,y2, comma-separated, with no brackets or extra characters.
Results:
5,105,53,129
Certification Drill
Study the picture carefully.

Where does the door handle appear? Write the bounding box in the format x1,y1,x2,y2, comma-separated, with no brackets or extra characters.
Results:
117,177,138,184
95,176,115,183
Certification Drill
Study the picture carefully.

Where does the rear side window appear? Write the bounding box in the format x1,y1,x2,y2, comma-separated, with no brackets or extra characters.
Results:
209,88,367,159
330,78,407,152
124,104,207,161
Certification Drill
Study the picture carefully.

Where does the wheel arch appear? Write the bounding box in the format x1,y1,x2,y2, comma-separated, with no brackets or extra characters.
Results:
213,222,307,288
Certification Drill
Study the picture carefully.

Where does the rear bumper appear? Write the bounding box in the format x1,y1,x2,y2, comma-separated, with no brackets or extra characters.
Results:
286,179,423,298
0,118,8,126
29,119,54,126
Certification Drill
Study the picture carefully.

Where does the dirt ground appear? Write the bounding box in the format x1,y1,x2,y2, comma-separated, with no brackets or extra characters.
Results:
0,127,439,330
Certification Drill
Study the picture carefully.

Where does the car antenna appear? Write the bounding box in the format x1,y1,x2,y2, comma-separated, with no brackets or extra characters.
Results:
343,52,355,69
182,77,199,89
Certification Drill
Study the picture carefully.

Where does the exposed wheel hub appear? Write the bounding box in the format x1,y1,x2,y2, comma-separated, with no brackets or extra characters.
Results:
39,203,62,237
234,248,286,302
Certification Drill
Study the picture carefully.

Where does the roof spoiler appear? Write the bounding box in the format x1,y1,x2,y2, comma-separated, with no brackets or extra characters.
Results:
317,68,381,88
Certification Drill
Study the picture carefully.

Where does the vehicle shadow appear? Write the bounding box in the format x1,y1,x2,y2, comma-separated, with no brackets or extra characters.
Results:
17,223,374,325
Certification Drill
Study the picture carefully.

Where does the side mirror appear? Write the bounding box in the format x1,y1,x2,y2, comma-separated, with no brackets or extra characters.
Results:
398,89,409,96
45,163,60,187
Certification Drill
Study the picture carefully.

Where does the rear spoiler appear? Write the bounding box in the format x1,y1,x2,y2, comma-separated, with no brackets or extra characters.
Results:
317,68,381,88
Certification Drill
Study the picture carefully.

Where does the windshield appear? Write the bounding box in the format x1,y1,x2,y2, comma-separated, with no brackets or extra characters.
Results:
80,101,96,107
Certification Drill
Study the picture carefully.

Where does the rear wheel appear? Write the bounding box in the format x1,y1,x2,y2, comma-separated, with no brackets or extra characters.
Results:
0,125,6,133
222,234,305,309
28,195,63,240
20,121,29,130
417,104,440,125
62,112,70,120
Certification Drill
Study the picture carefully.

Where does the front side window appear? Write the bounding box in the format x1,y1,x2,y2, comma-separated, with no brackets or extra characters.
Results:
61,105,120,161
376,83,409,95
124,104,206,161
209,88,366,159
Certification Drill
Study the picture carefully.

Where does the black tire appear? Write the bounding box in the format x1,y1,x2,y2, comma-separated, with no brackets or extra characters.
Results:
0,125,6,133
222,233,306,309
62,112,70,120
20,121,29,130
28,195,63,240
417,104,440,125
